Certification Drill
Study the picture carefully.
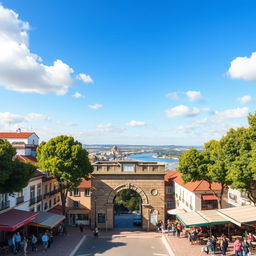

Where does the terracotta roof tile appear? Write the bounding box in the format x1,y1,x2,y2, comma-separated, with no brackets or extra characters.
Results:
0,132,34,139
169,171,222,192
15,155,38,165
77,178,91,188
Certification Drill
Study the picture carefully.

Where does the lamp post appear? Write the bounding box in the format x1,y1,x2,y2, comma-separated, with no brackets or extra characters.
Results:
93,196,97,228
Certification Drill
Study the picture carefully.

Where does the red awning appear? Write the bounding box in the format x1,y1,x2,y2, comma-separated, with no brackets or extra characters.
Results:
202,195,218,201
0,209,39,232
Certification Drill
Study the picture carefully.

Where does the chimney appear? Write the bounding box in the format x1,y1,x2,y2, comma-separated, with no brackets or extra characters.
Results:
16,128,21,133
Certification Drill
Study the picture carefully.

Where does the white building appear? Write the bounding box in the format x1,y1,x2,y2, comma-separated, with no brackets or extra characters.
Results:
0,131,39,157
169,171,228,212
228,188,253,207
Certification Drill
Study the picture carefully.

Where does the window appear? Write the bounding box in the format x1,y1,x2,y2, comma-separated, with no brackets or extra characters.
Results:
98,213,106,223
57,196,60,202
44,203,48,210
37,184,41,196
45,184,48,194
74,189,80,196
84,189,90,196
166,187,173,194
17,191,23,197
73,201,79,208
49,183,52,192
54,198,56,205
37,204,41,212
122,164,135,172
49,199,52,208
166,199,174,208
77,214,89,221
201,200,218,210
30,207,34,212
30,185,35,199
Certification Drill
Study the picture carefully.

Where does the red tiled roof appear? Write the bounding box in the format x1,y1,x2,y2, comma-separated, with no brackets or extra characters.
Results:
165,170,179,184
169,171,222,192
202,194,218,200
0,209,39,231
77,178,91,188
0,132,34,139
15,155,38,165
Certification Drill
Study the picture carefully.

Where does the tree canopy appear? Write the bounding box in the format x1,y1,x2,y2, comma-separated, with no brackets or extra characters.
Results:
178,113,256,206
36,135,93,214
0,139,35,193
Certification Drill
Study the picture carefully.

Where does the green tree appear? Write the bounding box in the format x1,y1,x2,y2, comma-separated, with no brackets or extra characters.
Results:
36,135,93,214
220,121,256,204
0,139,35,193
178,142,231,209
114,189,141,211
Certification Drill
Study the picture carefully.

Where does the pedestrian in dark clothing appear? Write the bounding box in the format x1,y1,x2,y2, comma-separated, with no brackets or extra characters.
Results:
242,238,250,256
79,224,84,233
31,234,37,252
220,236,229,256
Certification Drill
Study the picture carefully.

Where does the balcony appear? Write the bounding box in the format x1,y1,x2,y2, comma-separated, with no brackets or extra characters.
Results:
16,196,24,205
43,192,50,199
36,195,42,203
0,200,10,211
29,197,36,206
49,189,59,196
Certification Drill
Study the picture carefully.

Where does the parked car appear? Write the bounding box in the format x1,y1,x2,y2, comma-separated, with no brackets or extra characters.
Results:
133,215,142,226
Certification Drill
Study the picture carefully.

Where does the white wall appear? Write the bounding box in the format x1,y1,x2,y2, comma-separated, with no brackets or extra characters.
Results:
27,134,39,145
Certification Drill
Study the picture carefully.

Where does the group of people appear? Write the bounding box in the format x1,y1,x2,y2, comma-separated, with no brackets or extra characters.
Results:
203,232,255,256
7,230,54,254
166,220,183,237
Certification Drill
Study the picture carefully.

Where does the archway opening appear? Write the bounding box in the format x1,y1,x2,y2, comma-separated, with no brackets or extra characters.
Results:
113,189,142,229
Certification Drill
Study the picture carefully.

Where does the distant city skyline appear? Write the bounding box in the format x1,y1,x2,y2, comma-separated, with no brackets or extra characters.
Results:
1,1,256,145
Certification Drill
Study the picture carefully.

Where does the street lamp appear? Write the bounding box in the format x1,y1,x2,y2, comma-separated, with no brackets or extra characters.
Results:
93,195,97,228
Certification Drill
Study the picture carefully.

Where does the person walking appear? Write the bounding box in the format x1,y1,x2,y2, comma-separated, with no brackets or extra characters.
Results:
23,236,28,256
242,238,250,256
94,227,99,238
234,238,242,256
31,234,37,252
220,235,229,256
176,223,181,238
14,232,21,252
41,232,49,252
79,224,84,233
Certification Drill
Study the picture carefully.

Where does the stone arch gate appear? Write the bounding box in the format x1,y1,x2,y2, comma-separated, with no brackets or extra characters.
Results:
91,161,166,231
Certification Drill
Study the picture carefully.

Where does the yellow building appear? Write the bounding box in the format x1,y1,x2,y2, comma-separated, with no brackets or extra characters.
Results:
67,179,91,226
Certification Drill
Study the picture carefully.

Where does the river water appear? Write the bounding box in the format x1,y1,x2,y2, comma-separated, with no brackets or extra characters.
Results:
128,153,178,166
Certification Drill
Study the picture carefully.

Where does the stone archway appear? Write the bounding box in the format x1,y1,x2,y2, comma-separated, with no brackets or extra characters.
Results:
91,161,166,231
107,183,149,205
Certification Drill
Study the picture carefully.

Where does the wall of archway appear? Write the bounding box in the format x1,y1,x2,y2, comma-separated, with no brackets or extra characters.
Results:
91,161,166,231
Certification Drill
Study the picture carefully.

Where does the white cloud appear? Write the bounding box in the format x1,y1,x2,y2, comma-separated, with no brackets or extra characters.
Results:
214,107,249,122
88,104,102,110
166,92,179,100
176,118,208,133
72,91,84,98
77,73,93,83
186,90,203,101
228,52,256,81
0,5,75,95
165,105,201,118
125,120,147,127
237,95,252,104
96,123,125,133
27,113,51,121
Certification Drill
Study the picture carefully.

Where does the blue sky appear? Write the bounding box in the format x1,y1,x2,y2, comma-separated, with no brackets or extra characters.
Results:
1,0,256,145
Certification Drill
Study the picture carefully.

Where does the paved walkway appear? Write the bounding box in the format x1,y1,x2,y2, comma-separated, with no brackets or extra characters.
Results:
165,232,256,256
5,226,88,256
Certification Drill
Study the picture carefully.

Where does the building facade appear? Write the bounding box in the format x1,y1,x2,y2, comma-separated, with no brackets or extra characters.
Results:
91,161,165,231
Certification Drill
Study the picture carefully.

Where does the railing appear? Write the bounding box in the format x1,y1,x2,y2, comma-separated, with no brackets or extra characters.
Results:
43,192,50,199
0,200,10,211
16,196,24,205
49,189,59,196
36,195,42,202
29,197,36,206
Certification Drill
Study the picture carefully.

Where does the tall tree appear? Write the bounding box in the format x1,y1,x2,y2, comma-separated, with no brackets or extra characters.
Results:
36,135,93,214
0,139,35,193
178,142,230,209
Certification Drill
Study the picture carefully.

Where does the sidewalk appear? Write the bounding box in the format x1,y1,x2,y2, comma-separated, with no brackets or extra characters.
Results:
6,226,89,256
165,232,255,256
